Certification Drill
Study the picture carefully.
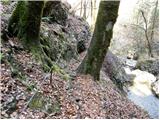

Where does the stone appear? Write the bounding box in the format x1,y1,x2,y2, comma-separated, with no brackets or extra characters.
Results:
40,7,91,68
102,51,134,91
136,58,159,76
29,92,60,114
43,1,69,26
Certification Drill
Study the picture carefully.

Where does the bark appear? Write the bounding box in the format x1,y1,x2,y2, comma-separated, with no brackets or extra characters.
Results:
8,1,45,48
8,1,53,71
8,1,26,36
78,1,119,80
18,1,45,48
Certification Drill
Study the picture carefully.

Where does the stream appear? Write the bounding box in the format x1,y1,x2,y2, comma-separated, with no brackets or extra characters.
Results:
127,87,159,118
125,68,159,118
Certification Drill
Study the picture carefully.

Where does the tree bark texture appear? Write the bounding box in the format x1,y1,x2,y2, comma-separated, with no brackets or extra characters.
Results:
78,1,120,80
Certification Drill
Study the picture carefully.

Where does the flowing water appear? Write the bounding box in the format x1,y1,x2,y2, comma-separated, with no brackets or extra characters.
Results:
126,69,159,118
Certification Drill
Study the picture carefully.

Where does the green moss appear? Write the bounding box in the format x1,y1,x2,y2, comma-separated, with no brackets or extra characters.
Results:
8,1,26,35
62,74,70,80
50,64,70,80
29,92,45,109
18,1,45,48
29,93,61,113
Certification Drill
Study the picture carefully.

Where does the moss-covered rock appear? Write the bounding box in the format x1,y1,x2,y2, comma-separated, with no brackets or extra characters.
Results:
43,1,69,25
29,92,61,113
40,22,78,67
8,1,26,36
7,0,91,73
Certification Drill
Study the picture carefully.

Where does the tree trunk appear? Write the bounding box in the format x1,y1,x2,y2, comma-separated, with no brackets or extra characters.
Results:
8,1,53,71
78,1,119,80
8,1,45,48
8,1,26,36
18,1,45,49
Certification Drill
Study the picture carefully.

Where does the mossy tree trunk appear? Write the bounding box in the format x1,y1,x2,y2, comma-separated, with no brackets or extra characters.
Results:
8,1,26,36
8,1,53,70
8,1,44,48
78,1,119,80
19,1,45,48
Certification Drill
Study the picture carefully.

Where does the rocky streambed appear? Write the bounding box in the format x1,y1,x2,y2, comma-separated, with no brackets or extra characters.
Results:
125,68,159,118
103,52,159,119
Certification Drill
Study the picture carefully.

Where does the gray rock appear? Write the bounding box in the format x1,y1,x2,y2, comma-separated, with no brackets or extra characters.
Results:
40,8,91,69
43,1,69,25
136,58,159,76
102,51,134,91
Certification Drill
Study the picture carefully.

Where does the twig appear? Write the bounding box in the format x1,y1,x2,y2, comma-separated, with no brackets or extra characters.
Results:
45,112,57,119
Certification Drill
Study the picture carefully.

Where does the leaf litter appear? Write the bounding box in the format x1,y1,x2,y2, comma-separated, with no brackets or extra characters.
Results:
1,37,149,119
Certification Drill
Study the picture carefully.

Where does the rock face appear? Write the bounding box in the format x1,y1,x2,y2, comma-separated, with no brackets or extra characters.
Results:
1,1,91,68
43,1,71,26
40,1,91,68
40,12,91,68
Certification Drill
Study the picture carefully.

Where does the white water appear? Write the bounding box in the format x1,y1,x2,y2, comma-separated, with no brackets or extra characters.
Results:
126,69,159,118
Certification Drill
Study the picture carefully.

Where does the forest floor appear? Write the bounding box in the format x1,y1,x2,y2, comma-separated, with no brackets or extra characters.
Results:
1,38,150,119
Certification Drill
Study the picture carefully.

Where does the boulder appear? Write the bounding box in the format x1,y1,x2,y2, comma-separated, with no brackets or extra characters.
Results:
29,92,60,114
130,69,156,87
43,1,70,25
136,58,159,76
102,51,135,91
40,8,91,68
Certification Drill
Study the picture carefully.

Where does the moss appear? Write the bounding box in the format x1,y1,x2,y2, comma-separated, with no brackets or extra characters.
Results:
8,1,26,35
30,45,53,72
18,1,45,49
50,64,70,80
29,92,45,109
29,92,61,113
7,1,74,74
62,74,70,80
